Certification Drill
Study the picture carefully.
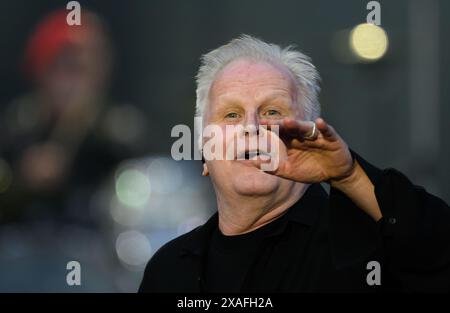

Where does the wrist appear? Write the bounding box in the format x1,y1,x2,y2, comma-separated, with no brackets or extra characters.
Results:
329,159,360,192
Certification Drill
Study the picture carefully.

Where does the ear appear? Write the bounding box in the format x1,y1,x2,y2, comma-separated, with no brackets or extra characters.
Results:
202,163,209,176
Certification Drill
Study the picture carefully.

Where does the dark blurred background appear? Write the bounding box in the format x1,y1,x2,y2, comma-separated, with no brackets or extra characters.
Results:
0,0,448,292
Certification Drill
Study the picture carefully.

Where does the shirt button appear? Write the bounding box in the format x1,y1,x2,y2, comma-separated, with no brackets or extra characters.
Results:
388,217,397,225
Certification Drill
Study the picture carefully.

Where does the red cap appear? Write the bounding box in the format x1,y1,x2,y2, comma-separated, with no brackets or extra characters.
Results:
22,9,91,81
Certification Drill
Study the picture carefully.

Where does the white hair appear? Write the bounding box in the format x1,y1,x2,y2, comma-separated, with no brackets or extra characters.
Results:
195,34,321,122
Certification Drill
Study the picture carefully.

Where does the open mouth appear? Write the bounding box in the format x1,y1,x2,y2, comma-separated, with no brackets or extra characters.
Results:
237,149,270,161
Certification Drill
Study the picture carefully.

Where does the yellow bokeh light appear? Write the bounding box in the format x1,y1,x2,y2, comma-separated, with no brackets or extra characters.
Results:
350,23,388,62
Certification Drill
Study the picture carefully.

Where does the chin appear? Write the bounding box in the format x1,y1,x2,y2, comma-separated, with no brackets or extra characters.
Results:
231,168,280,196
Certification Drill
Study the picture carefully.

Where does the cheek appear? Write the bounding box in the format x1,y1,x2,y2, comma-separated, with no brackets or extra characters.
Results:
206,160,230,177
201,124,228,160
295,106,306,121
206,160,234,188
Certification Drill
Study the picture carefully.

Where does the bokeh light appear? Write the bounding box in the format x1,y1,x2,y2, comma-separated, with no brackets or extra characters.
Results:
115,168,151,208
147,157,183,194
350,23,389,62
110,196,145,227
115,230,152,269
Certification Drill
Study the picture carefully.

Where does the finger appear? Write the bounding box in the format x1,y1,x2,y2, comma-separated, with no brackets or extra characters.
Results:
315,118,337,141
260,118,295,138
261,118,313,139
284,119,316,139
260,119,283,129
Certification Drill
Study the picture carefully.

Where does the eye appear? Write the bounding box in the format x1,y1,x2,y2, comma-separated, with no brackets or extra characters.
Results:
225,112,240,119
264,109,281,117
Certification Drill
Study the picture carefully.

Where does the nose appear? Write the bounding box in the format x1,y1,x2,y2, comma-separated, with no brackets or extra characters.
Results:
243,111,260,136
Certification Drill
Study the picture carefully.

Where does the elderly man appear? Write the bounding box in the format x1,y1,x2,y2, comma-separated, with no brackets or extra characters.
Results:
139,35,450,292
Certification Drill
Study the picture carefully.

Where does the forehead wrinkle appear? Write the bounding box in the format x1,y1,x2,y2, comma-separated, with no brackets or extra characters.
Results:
209,59,298,108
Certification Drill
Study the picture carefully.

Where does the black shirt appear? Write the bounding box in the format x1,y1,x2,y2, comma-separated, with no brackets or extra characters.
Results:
205,211,290,292
139,151,450,292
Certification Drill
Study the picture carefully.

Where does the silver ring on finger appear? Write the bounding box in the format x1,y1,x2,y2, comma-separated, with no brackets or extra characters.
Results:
303,121,318,140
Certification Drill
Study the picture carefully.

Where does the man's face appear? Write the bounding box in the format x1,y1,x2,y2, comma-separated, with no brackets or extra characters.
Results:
204,58,304,197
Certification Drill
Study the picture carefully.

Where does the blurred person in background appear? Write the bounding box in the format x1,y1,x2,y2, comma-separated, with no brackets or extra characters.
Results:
0,9,148,291
0,9,146,222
